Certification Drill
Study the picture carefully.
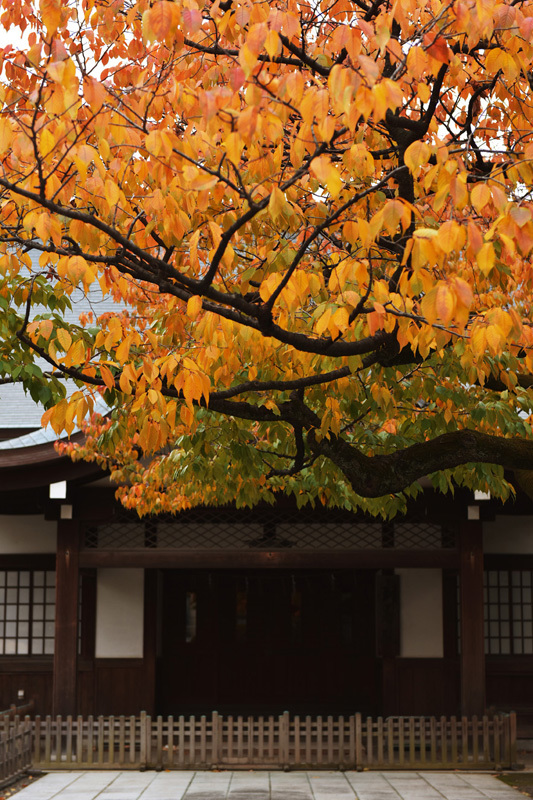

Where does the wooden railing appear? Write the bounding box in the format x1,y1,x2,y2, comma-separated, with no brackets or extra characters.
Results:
29,711,518,770
0,717,33,786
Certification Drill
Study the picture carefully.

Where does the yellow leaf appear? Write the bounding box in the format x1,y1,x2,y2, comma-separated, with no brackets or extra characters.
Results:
142,1,179,43
471,326,486,355
40,0,62,36
239,44,259,78
470,183,492,213
404,140,431,176
310,155,343,198
418,83,431,103
40,127,56,156
41,407,54,428
316,307,332,335
452,277,473,309
83,77,107,113
343,220,359,245
104,179,121,209
486,324,504,354
224,132,243,164
382,200,404,235
35,213,51,244
420,286,438,323
265,30,280,58
407,46,429,77
436,220,466,254
69,339,86,365
477,242,495,276
119,371,132,394
56,328,72,352
116,336,131,364
435,283,456,324
510,206,532,228
67,255,89,284
268,187,288,222
187,295,203,320
39,320,53,341
100,364,115,391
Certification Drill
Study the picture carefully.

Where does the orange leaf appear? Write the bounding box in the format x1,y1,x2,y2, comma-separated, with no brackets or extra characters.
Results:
435,283,455,324
100,364,115,391
142,1,179,42
424,34,450,64
470,183,491,213
187,295,203,320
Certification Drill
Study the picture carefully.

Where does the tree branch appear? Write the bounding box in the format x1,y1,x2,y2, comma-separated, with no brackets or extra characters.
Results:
308,429,533,497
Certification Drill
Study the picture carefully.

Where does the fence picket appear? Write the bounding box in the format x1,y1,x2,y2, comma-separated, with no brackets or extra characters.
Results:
87,715,94,766
510,712,517,765
377,717,383,767
398,718,404,766
34,716,41,764
118,716,125,765
451,716,457,764
65,716,72,765
44,716,51,765
503,714,511,766
209,711,215,767
338,716,345,765
492,716,501,765
355,713,362,766
327,716,333,764
55,715,62,765
108,716,115,766
461,716,468,765
76,716,83,765
418,717,426,767
0,718,31,785
236,716,243,760
294,716,300,765
430,716,437,764
472,716,479,765
410,718,417,765
6,711,518,773
387,717,394,766
440,716,447,765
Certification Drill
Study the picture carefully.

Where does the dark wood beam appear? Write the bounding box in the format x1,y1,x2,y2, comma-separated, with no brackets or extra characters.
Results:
53,519,80,716
79,549,459,570
143,570,158,716
459,519,485,716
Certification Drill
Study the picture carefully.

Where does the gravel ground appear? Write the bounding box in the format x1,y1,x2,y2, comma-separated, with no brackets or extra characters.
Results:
499,773,533,797
0,773,43,799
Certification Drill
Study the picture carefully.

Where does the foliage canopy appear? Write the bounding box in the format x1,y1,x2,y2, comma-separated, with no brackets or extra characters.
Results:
1,0,533,514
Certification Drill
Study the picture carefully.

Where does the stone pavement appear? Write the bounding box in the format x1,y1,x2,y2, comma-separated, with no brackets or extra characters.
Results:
13,771,524,800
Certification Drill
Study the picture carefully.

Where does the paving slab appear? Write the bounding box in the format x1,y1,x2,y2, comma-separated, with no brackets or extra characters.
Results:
15,771,527,800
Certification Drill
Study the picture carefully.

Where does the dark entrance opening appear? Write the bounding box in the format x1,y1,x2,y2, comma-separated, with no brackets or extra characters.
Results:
156,569,380,715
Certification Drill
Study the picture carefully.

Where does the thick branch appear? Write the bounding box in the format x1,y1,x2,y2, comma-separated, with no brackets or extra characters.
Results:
308,429,533,497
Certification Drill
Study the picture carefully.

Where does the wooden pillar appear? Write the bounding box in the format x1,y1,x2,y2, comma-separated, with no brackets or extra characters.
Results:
376,570,400,715
53,518,80,716
460,518,485,716
143,569,158,716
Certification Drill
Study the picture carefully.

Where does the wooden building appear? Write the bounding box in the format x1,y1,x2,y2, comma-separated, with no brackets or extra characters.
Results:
1,399,532,736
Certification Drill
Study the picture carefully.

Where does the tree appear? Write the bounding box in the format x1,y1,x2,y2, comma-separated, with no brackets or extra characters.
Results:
0,0,533,515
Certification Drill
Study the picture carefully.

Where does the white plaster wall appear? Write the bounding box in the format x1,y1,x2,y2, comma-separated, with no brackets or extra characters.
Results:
95,569,144,658
397,568,443,658
484,516,533,553
0,515,56,553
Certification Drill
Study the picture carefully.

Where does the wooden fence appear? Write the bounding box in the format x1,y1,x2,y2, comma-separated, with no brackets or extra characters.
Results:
29,711,518,770
0,717,32,786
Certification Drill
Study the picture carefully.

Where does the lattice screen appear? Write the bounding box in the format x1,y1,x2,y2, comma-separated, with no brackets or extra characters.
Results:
83,508,455,551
